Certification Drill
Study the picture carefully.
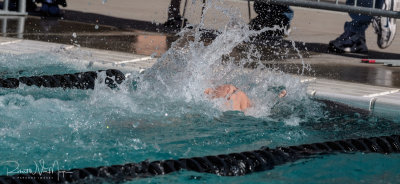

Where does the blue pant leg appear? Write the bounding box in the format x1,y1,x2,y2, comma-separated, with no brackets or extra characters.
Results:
283,7,294,23
41,3,49,13
345,0,384,34
48,4,60,15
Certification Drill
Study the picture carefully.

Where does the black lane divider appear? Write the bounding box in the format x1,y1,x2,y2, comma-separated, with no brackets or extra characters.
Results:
0,69,126,89
0,135,399,184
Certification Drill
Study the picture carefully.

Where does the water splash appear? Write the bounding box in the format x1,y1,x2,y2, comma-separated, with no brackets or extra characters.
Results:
0,2,398,178
0,1,322,129
136,1,321,122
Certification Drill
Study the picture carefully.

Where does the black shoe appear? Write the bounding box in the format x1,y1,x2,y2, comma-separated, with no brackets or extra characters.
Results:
329,32,368,53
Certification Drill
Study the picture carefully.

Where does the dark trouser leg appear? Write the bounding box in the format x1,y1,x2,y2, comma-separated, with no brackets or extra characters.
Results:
345,0,384,35
40,2,61,16
165,0,188,30
168,0,182,20
328,0,384,53
250,0,293,37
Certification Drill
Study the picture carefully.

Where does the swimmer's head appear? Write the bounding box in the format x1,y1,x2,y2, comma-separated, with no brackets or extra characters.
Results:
204,85,237,98
278,89,287,98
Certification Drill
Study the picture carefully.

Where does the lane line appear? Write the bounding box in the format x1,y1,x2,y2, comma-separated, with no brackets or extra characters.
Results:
0,40,22,45
363,89,400,98
114,56,153,65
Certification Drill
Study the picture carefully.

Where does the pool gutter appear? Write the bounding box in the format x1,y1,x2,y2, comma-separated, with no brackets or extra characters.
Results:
306,78,400,118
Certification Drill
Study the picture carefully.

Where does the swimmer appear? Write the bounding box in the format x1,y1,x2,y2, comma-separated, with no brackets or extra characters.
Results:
204,84,287,112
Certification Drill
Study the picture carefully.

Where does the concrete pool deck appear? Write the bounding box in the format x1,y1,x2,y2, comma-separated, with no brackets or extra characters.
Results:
0,0,399,116
0,37,157,71
0,37,398,117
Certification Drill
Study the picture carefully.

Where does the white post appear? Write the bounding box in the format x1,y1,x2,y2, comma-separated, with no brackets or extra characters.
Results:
18,0,26,13
17,16,25,39
2,18,7,37
3,0,10,11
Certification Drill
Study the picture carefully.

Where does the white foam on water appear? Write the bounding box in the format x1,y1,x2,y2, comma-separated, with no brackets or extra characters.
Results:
134,1,321,122
0,1,324,155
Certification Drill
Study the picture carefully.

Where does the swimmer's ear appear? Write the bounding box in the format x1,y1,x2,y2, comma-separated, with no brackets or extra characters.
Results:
204,88,213,95
278,90,287,98
226,85,236,94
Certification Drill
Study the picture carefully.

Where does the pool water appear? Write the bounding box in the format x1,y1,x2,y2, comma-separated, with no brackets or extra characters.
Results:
1,65,399,184
1,3,400,184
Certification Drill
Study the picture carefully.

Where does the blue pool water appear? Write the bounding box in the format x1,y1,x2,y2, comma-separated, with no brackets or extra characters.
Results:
1,48,400,184
1,5,400,183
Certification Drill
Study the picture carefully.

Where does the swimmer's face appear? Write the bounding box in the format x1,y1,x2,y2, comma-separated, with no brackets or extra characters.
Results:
204,85,237,98
278,89,287,98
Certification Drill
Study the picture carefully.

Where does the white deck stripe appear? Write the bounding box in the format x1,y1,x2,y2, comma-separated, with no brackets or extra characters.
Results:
63,45,75,50
363,89,400,98
301,78,317,83
114,56,153,65
0,40,22,45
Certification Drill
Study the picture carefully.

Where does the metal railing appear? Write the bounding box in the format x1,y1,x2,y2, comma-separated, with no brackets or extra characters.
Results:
0,0,27,15
0,0,27,38
250,0,400,18
1,16,25,38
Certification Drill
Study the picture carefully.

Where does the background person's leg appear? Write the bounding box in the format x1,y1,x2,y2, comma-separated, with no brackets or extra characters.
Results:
372,0,395,48
329,0,384,52
168,0,182,20
40,3,49,15
48,3,60,16
250,0,293,37
165,0,186,30
40,1,62,16
345,0,384,35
